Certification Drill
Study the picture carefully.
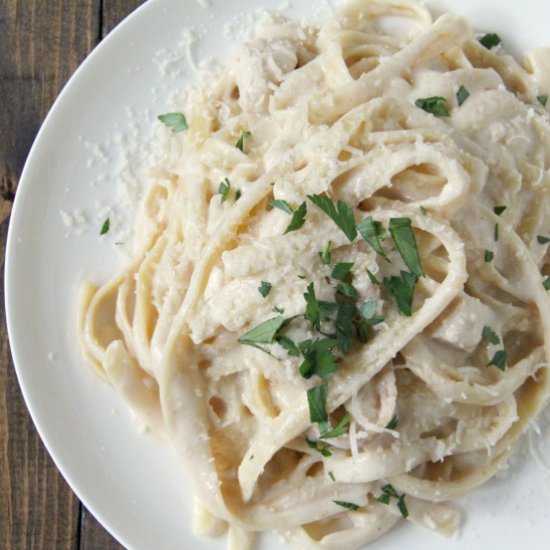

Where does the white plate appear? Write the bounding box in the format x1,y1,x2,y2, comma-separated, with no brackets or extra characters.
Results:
6,0,550,549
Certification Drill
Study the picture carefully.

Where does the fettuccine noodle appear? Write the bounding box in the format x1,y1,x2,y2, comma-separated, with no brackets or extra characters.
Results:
79,1,550,548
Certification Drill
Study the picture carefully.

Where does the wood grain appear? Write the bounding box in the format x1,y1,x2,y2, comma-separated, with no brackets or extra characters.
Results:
0,1,143,549
0,0,99,546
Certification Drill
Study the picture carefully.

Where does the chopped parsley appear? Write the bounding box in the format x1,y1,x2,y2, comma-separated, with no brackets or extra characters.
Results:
320,241,332,264
414,96,450,117
328,471,336,482
238,316,286,349
258,281,272,298
389,217,425,277
377,484,409,518
276,336,300,357
272,306,285,314
333,500,360,511
537,235,550,244
305,437,332,457
538,95,548,107
487,349,507,371
544,277,550,291
334,301,356,353
482,326,500,345
304,282,321,330
235,130,252,152
494,223,499,242
396,496,409,519
337,283,358,301
307,383,329,425
331,262,354,281
308,194,357,241
269,199,294,215
484,250,494,262
299,341,338,381
385,415,398,430
320,412,350,439
157,112,188,132
420,205,428,216
479,33,501,50
218,178,231,203
456,85,470,106
384,271,417,316
357,217,387,258
493,205,507,216
366,269,380,285
235,189,242,201
100,218,110,236
359,301,384,325
284,202,307,234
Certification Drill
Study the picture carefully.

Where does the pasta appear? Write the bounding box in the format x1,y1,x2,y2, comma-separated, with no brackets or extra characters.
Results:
78,1,550,548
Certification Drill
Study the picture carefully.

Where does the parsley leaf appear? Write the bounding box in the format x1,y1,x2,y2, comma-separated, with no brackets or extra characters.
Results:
357,217,387,258
335,301,356,353
414,96,450,117
302,331,339,376
305,437,332,457
284,201,307,234
218,178,231,203
537,235,550,244
493,205,507,216
456,85,470,106
269,199,294,215
377,485,409,518
258,281,272,298
482,326,500,345
299,345,338,381
333,501,360,511
320,241,332,264
304,283,320,330
487,349,507,371
158,112,188,132
484,250,494,262
320,412,350,439
380,484,399,498
100,218,110,236
276,336,300,357
397,496,409,519
307,383,329,424
479,33,501,49
359,301,384,325
366,269,380,285
538,95,548,107
331,262,354,281
238,316,286,347
337,283,358,301
308,194,357,241
384,271,417,316
544,277,550,291
389,218,425,277
235,130,252,152
385,415,398,430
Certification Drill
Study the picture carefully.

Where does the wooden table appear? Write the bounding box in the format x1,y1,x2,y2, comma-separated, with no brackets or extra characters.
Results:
0,2,146,547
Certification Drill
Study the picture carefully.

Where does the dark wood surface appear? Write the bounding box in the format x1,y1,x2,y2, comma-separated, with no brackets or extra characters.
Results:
0,1,145,548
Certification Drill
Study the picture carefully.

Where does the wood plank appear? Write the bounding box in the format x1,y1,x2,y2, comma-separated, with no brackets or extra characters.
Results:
102,0,145,37
0,1,100,548
79,507,125,550
77,3,146,549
